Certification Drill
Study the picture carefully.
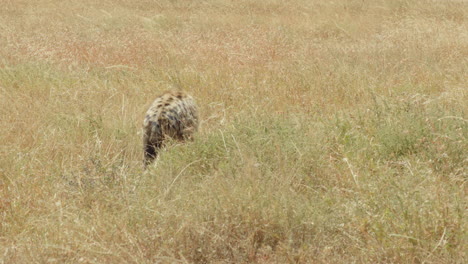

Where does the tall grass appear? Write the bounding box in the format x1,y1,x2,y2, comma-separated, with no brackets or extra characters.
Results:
1,0,467,263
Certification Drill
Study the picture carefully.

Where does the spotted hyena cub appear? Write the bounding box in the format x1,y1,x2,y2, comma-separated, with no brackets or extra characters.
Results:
143,91,199,167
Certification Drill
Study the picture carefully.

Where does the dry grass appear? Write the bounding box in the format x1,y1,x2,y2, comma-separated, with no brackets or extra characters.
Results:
0,0,467,263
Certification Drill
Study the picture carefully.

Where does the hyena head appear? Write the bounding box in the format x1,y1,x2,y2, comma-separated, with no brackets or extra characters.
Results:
142,91,199,168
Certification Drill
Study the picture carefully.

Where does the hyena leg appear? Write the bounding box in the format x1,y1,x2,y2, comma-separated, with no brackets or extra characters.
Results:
143,141,162,168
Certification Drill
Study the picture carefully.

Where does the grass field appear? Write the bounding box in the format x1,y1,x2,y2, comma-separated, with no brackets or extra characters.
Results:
0,0,467,263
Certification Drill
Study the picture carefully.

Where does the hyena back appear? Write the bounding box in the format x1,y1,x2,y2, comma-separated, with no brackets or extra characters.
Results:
143,91,199,167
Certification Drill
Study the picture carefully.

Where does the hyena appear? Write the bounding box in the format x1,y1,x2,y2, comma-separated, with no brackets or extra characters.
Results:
143,91,199,168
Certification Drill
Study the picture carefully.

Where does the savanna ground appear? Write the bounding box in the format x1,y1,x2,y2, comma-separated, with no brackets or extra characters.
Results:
0,0,467,263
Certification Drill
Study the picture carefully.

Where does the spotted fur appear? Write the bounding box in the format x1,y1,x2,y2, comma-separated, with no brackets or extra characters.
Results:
143,91,199,167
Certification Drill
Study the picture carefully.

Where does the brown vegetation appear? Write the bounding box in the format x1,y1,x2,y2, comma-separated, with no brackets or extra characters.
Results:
0,0,466,263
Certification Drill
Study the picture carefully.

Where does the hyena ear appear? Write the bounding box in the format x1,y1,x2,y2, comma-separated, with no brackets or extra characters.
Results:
183,128,196,141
